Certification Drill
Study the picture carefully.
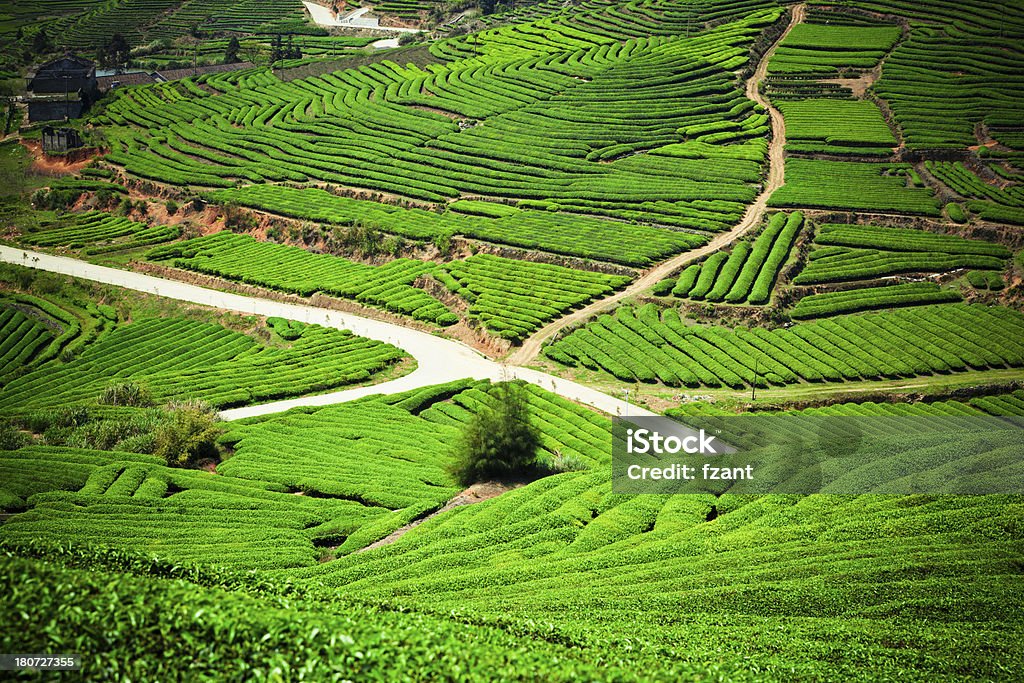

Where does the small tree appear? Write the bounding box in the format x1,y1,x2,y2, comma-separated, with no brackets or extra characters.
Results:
448,381,540,486
32,28,53,55
153,406,221,467
101,33,132,68
224,35,240,64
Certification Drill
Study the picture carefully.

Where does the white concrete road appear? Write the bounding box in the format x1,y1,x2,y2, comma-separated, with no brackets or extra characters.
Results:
0,246,656,421
303,1,421,32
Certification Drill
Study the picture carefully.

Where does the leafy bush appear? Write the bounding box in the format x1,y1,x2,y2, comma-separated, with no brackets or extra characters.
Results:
0,421,29,450
946,202,966,223
652,278,676,296
448,382,540,486
222,203,257,232
99,382,153,407
153,406,222,467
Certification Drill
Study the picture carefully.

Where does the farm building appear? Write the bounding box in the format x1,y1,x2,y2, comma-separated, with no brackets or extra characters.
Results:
41,127,83,154
26,55,99,123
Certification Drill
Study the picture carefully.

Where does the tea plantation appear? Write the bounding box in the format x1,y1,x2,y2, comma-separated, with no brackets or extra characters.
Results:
2,0,1024,679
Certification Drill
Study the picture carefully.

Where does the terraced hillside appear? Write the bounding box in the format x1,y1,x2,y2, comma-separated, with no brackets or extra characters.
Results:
3,0,1024,679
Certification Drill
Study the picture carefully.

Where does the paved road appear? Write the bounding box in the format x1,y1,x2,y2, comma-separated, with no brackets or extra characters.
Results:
303,1,420,32
507,4,805,365
0,246,656,420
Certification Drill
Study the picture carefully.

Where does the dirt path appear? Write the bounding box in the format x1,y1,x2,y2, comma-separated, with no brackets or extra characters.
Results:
356,481,517,553
507,5,804,366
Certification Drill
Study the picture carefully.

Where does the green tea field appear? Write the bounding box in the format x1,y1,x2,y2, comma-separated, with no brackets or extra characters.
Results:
1,0,1023,679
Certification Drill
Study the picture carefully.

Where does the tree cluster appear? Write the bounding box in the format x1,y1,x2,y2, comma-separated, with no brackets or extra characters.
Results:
270,35,302,63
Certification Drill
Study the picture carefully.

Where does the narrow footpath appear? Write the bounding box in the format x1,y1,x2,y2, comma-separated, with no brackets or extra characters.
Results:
508,4,804,365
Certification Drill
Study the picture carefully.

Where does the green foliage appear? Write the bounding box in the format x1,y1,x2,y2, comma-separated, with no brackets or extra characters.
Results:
769,22,901,76
20,210,178,254
946,202,966,223
669,213,803,306
791,283,962,319
547,302,1024,387
796,223,1009,284
443,255,629,342
0,421,29,451
148,232,450,324
211,186,701,267
448,382,541,486
780,99,896,155
266,316,306,341
871,13,1022,149
222,203,258,232
153,406,222,467
927,162,1024,224
770,161,941,215
0,316,405,412
0,554,659,682
652,277,676,296
0,303,56,380
99,382,153,407
966,269,1005,291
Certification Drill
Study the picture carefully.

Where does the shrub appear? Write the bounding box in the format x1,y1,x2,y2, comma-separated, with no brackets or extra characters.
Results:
153,407,222,468
0,421,29,450
436,312,459,326
448,382,540,486
652,278,676,296
433,231,453,257
99,382,153,407
946,203,966,223
165,199,179,216
222,203,257,232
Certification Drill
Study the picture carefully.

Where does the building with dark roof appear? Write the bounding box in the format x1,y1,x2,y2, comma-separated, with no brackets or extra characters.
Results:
28,55,97,96
26,55,99,123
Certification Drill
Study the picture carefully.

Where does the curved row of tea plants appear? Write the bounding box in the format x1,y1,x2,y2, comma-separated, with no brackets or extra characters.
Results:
795,223,1009,284
147,232,454,325
210,185,704,266
790,282,962,319
657,212,803,304
545,303,1024,387
441,255,630,341
0,316,405,412
22,211,179,254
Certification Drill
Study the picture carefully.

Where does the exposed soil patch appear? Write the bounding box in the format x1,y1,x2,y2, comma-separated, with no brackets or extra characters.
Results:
21,139,98,176
356,480,524,553
817,72,876,99
407,104,461,119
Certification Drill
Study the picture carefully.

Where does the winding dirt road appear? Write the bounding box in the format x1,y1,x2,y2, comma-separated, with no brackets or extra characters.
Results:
507,4,803,365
